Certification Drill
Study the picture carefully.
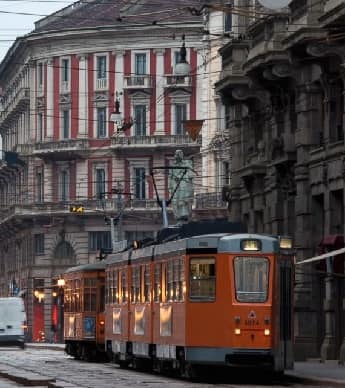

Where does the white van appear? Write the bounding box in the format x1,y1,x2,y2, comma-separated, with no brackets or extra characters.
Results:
0,297,26,349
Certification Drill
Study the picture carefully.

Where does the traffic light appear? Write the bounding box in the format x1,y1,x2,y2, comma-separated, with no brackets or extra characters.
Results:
69,204,84,213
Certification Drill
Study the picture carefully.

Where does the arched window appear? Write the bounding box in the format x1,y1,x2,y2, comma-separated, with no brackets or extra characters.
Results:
53,241,76,266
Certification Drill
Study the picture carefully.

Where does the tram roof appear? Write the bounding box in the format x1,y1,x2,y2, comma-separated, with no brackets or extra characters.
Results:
64,261,107,274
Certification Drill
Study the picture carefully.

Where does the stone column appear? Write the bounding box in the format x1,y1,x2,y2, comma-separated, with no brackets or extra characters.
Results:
43,163,53,202
46,58,54,140
340,288,345,363
320,255,337,360
154,48,165,135
78,54,88,138
293,66,322,359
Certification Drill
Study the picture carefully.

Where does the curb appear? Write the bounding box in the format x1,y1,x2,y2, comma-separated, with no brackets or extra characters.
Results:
0,366,55,387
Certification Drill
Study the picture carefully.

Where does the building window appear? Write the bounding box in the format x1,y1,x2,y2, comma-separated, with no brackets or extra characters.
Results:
134,167,146,200
95,168,106,199
97,56,106,80
223,161,230,186
174,51,182,66
88,231,111,251
37,113,44,142
135,53,147,75
175,104,187,135
97,107,107,138
134,105,146,136
60,170,69,201
225,105,231,128
62,110,70,139
224,3,232,33
37,63,43,87
61,59,69,83
36,171,44,203
34,234,45,255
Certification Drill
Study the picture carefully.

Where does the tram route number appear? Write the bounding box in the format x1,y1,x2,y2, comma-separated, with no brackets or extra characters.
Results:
245,319,259,326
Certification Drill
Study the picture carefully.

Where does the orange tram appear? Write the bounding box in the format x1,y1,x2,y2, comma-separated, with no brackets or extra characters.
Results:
63,221,295,377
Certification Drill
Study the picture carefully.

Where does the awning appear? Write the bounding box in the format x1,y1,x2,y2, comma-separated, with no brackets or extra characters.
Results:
318,234,344,247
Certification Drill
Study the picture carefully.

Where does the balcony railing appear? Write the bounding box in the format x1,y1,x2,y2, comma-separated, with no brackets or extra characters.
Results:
123,75,153,89
0,87,30,124
111,134,201,148
194,192,227,209
96,78,108,90
34,138,88,151
60,81,70,94
33,138,89,160
164,75,192,88
0,198,162,222
0,192,227,224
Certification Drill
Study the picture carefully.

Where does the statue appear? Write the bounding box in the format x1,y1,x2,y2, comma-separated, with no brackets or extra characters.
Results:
168,150,195,223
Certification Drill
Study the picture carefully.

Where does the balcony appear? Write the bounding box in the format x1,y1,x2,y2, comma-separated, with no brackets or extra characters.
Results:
0,87,30,126
60,81,70,94
110,134,201,153
194,192,227,209
164,75,192,92
0,199,162,225
33,138,89,161
215,39,250,97
320,0,345,27
284,0,325,47
243,14,290,74
123,75,153,92
95,78,108,90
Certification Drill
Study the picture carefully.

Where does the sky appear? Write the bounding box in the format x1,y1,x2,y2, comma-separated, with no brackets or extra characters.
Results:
0,0,73,62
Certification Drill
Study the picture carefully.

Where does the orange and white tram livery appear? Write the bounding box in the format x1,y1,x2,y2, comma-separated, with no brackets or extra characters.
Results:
104,233,294,376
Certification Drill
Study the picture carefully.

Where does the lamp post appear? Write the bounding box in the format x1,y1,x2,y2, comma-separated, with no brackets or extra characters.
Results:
174,34,191,76
57,278,65,343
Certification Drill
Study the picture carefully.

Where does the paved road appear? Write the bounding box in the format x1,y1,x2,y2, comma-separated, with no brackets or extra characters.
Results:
0,347,341,387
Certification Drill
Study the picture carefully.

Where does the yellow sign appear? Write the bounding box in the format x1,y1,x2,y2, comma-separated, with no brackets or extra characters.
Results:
69,205,84,213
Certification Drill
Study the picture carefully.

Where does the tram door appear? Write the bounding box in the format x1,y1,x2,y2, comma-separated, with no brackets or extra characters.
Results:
278,257,294,370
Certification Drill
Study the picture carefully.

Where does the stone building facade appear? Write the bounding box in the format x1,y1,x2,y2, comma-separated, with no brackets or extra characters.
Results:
0,0,227,342
216,0,345,361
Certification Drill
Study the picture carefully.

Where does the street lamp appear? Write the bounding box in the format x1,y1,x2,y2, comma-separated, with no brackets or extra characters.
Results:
174,34,191,76
57,278,65,343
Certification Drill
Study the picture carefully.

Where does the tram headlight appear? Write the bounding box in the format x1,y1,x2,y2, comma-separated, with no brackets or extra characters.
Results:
234,328,241,335
279,237,293,249
264,329,270,336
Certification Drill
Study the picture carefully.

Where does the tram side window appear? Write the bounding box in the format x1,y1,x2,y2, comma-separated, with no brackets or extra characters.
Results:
154,263,162,302
106,271,112,304
84,278,97,312
189,257,216,301
178,258,185,301
131,266,141,303
120,270,128,303
234,256,269,303
107,270,118,304
166,261,174,301
75,279,81,312
64,281,72,312
100,281,105,312
113,270,119,304
143,264,150,303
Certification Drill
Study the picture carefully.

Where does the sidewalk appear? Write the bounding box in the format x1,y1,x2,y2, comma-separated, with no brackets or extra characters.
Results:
26,343,345,386
286,360,345,386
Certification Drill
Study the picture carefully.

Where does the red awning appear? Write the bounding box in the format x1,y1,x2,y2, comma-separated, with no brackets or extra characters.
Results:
319,234,344,246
